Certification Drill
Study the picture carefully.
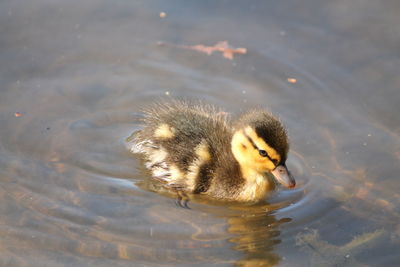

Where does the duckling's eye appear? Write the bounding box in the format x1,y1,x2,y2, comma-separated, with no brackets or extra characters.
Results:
259,150,268,157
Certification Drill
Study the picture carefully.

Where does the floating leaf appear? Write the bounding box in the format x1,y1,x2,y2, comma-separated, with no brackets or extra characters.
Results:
181,41,247,60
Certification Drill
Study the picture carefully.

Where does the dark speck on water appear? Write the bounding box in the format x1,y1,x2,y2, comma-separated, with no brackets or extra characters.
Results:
0,0,399,266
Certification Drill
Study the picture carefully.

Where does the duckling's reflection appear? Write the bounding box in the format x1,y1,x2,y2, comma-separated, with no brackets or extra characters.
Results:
137,179,290,265
226,203,290,266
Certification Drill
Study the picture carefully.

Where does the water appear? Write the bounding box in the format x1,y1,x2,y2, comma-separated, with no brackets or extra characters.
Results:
1,0,399,266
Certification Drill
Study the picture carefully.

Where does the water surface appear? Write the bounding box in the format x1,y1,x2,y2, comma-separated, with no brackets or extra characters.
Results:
1,0,400,266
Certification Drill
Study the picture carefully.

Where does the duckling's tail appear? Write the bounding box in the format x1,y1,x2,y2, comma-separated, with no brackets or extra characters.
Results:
126,130,153,154
126,130,174,183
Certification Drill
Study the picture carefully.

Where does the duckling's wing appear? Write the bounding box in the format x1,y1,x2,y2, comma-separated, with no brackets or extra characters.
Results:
128,101,232,192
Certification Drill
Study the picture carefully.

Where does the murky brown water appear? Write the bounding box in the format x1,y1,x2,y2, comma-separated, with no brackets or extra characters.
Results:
1,0,400,266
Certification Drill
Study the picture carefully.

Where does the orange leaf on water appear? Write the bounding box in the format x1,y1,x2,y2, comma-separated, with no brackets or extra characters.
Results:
182,41,247,60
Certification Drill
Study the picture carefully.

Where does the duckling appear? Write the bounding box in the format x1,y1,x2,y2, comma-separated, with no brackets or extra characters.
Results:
127,100,295,202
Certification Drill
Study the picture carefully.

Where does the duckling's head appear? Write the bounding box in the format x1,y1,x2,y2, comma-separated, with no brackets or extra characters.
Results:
231,110,296,188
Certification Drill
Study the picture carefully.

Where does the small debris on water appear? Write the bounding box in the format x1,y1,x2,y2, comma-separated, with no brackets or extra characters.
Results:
156,41,247,60
159,12,166,18
287,78,297,84
182,41,247,60
14,112,22,117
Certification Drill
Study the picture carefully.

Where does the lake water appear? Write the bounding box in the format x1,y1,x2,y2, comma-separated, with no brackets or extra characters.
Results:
1,0,399,266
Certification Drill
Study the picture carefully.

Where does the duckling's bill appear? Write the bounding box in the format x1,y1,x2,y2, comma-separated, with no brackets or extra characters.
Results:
271,164,296,189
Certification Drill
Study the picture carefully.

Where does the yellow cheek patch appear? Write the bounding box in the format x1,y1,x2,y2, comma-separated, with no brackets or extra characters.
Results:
252,157,275,171
231,129,278,173
154,124,175,139
244,126,281,162
231,130,252,165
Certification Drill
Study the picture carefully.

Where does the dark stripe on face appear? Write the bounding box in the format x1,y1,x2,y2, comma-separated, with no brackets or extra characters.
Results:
243,132,277,167
244,132,258,149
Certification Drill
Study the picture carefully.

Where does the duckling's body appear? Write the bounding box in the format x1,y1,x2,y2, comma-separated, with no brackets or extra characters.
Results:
128,101,295,202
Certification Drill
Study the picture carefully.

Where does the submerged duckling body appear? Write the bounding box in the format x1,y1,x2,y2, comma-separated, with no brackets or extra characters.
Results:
128,101,295,202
